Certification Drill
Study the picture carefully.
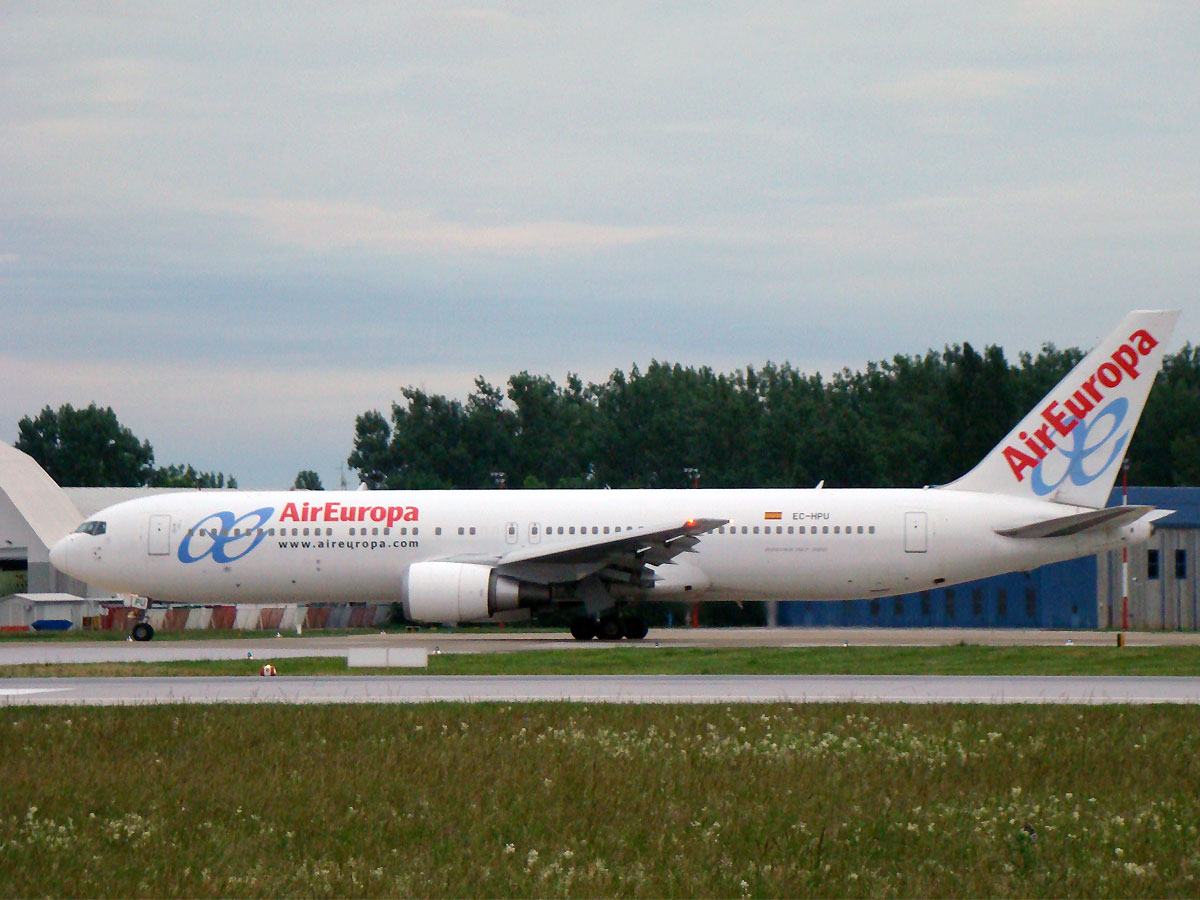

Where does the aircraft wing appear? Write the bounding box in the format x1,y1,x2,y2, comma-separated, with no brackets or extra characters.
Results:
443,517,728,585
995,505,1167,539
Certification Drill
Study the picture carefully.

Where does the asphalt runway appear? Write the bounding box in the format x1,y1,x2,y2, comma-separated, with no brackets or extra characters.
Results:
2,674,1198,706
4,626,1199,666
5,628,1199,707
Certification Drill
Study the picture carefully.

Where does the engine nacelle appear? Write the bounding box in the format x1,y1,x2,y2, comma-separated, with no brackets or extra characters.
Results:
402,561,549,623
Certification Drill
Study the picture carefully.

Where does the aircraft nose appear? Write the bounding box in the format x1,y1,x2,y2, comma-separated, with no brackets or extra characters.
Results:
49,535,70,574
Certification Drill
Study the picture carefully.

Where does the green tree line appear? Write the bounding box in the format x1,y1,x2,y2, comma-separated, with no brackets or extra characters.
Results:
349,342,1200,491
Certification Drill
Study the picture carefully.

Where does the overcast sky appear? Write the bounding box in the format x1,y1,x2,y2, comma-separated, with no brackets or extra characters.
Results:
2,2,1197,489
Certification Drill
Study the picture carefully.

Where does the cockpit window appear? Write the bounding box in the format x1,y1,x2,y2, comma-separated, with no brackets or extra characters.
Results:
74,521,107,536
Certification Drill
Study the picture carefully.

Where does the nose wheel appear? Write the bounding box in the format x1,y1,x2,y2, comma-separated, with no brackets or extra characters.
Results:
131,622,155,642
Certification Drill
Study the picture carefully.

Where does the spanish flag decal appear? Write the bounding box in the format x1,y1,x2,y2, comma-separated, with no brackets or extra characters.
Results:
764,511,782,520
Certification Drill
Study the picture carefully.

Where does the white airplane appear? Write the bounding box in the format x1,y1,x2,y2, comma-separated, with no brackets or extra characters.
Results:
50,310,1179,641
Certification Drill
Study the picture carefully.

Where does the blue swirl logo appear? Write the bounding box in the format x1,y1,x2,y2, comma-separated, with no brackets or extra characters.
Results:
178,507,275,564
1031,399,1129,496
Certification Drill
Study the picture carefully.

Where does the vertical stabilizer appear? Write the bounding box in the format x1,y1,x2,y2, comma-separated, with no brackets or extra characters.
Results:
944,309,1179,508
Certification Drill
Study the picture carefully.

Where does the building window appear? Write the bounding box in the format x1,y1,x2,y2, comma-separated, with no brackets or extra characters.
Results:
1148,549,1160,580
893,597,903,617
945,589,955,620
972,589,983,618
997,589,1007,618
1025,589,1036,620
920,592,931,617
869,599,880,617
1176,550,1187,579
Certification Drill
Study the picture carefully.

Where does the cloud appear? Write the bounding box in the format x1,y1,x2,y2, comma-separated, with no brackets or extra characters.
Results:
868,67,1050,104
0,352,503,489
2,3,1197,488
215,198,681,255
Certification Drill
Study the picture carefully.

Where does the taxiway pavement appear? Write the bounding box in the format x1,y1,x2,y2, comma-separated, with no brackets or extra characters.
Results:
3,626,1198,666
2,674,1198,706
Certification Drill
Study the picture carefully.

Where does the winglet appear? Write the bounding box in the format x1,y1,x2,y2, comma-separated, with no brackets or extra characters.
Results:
944,310,1179,508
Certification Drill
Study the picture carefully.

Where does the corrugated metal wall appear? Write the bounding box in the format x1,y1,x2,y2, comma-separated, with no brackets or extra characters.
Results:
778,556,1098,629
1098,529,1199,630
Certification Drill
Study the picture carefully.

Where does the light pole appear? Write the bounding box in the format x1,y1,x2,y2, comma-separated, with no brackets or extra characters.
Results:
1121,459,1130,632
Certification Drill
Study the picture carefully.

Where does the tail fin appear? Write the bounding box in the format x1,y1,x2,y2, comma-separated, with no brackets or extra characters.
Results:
945,309,1179,508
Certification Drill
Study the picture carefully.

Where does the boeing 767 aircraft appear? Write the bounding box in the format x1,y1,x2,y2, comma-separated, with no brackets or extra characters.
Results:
50,310,1179,640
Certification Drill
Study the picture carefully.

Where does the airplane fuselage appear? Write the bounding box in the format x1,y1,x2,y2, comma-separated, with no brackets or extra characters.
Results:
51,487,1144,607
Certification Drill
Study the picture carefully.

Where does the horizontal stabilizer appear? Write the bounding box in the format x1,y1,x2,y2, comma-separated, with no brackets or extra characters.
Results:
996,505,1165,539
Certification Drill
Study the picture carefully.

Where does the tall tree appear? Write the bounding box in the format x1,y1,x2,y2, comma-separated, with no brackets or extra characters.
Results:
150,464,237,489
17,403,154,487
16,403,236,488
293,470,324,490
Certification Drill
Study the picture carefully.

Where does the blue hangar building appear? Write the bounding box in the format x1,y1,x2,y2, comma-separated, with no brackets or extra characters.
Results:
779,487,1200,631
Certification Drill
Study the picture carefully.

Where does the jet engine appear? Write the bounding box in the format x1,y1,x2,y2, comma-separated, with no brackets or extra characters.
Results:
401,561,549,623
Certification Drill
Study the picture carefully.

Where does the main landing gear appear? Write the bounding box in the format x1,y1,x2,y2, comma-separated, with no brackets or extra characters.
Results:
569,614,649,641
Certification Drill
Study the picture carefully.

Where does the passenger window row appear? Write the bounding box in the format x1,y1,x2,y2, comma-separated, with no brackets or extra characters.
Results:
190,526,414,538
716,524,877,536
543,525,634,536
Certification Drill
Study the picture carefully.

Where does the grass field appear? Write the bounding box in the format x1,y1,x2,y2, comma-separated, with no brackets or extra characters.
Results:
1,703,1197,897
5,644,1200,678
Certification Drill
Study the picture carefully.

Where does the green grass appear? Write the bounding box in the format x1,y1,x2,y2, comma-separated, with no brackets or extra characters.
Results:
5,645,1200,678
421,644,1200,677
1,703,1197,897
